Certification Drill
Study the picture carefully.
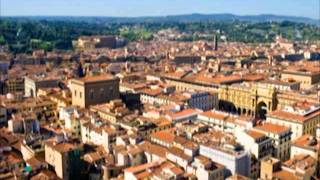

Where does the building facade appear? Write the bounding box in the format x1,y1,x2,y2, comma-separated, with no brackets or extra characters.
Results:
24,76,59,97
266,102,320,140
254,123,292,161
45,142,82,180
219,83,277,119
4,77,25,94
69,75,120,108
199,144,251,177
281,70,320,89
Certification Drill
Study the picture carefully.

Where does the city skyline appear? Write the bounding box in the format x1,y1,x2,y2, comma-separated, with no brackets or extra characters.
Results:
2,0,320,19
0,1,320,179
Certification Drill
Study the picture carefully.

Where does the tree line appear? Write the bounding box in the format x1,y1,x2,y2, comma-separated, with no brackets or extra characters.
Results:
0,18,319,54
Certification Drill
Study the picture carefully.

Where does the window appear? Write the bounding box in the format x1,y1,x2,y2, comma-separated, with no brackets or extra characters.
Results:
80,92,82,98
90,90,94,99
110,88,114,95
100,88,104,97
74,90,77,97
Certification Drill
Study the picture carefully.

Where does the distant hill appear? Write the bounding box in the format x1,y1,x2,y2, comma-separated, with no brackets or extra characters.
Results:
5,13,320,25
165,13,319,25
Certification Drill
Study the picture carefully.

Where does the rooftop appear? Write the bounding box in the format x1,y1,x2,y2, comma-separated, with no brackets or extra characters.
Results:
45,140,80,153
150,129,175,145
269,101,320,123
291,134,320,150
255,122,290,135
200,110,229,120
246,130,266,140
73,74,117,83
283,154,316,173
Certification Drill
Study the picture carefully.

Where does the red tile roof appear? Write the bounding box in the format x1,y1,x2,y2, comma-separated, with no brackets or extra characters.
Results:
255,123,290,134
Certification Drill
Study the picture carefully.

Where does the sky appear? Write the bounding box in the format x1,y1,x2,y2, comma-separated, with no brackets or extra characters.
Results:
1,0,320,19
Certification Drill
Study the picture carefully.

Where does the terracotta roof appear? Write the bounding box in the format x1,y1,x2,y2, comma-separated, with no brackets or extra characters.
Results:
284,154,316,172
169,109,200,120
195,155,212,166
163,71,190,79
269,108,320,123
141,88,162,96
255,123,290,134
75,74,117,83
151,129,175,145
124,161,162,173
201,110,228,120
45,141,79,153
291,134,320,150
26,157,44,168
211,74,243,84
138,141,167,158
83,151,104,163
5,152,24,164
135,171,151,179
273,169,299,180
170,166,184,175
167,147,192,160
246,130,266,140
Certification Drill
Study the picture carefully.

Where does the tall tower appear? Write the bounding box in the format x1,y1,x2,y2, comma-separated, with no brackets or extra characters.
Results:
214,34,218,51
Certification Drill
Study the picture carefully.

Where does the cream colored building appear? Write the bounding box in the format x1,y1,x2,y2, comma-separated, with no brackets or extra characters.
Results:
24,76,59,97
59,107,82,137
198,110,256,132
281,70,320,89
291,134,320,158
140,89,218,111
219,81,320,120
236,129,273,159
257,80,300,91
45,141,82,180
235,129,273,179
266,101,320,140
69,75,120,108
219,83,277,119
277,90,320,110
260,157,281,180
254,123,292,161
290,134,319,176
37,88,72,109
193,156,225,180
161,71,219,92
260,155,317,180
89,99,131,124
81,118,125,149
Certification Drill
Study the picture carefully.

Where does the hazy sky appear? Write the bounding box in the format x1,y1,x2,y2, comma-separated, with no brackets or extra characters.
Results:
2,0,320,19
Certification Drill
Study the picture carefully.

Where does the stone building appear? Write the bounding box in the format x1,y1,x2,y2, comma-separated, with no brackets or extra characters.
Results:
69,75,120,108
